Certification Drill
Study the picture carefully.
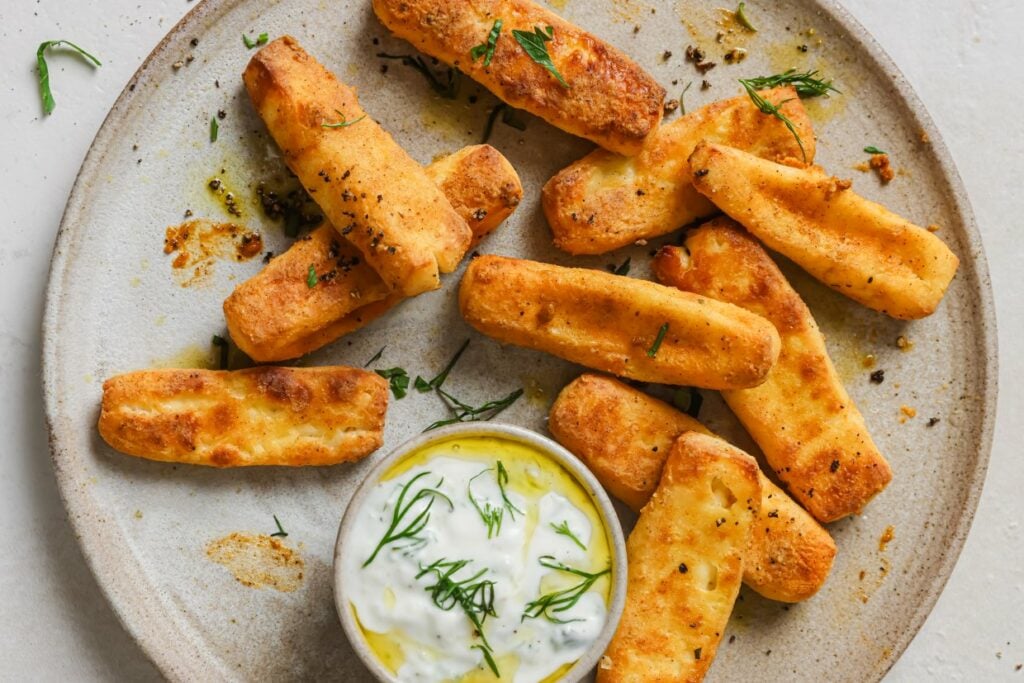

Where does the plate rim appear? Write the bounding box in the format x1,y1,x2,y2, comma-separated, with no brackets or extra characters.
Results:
40,0,999,680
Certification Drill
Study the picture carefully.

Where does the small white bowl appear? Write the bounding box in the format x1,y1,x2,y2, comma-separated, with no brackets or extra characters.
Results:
333,422,627,683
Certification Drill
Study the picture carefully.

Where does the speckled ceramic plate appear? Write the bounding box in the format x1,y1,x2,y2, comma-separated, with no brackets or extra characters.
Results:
42,0,997,680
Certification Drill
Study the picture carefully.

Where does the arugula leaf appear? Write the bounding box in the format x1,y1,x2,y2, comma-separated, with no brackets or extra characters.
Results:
512,26,568,88
36,40,102,116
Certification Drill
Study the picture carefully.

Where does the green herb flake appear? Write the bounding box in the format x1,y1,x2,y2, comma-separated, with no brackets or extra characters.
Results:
736,2,757,31
36,40,102,116
364,472,453,567
551,520,587,550
610,257,631,276
424,388,524,432
522,556,611,623
864,145,887,155
209,116,219,143
243,33,269,49
364,346,386,367
512,25,569,88
471,19,503,67
306,264,318,288
647,322,669,358
270,515,288,538
738,79,807,163
322,109,367,129
376,368,411,399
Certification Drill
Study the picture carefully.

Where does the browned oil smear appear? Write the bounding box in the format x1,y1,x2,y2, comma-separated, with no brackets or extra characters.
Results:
878,525,895,552
206,533,305,592
164,219,263,287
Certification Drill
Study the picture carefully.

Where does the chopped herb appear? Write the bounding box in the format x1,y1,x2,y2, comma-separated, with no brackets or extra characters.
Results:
740,68,838,99
243,33,269,49
610,257,631,276
512,26,569,88
209,116,219,142
36,40,102,116
424,388,524,432
680,80,693,115
496,461,523,520
364,346,386,367
211,335,230,370
481,103,527,144
647,323,669,358
738,79,806,162
376,53,461,99
470,19,503,67
306,264,318,288
270,515,288,537
416,558,499,676
376,368,411,399
672,386,703,418
735,2,757,31
322,109,366,128
551,520,587,550
864,145,887,155
522,556,611,623
364,471,453,567
415,339,470,393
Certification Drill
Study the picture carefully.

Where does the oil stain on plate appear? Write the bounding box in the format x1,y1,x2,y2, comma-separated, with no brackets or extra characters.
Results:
206,533,305,592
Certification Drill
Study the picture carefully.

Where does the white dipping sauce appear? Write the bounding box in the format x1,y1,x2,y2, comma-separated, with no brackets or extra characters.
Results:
343,436,612,682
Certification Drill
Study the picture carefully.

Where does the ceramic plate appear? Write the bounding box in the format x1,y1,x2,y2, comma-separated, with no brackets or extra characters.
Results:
42,0,997,680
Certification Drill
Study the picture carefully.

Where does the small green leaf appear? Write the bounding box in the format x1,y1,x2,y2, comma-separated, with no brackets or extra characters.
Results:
512,25,568,88
209,116,219,143
864,145,887,155
470,19,503,67
306,264,318,288
376,368,411,399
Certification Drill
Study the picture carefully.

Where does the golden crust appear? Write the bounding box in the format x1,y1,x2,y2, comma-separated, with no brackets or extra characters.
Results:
224,145,523,362
688,141,959,319
372,0,664,155
598,432,760,683
654,219,893,522
98,367,388,467
549,373,836,602
543,87,814,255
458,255,781,390
244,36,471,296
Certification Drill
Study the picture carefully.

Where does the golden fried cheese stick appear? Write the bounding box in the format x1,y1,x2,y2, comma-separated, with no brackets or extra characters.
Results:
98,367,387,467
688,141,959,319
597,432,760,683
654,219,893,522
224,145,523,362
543,87,814,254
372,0,665,156
549,373,836,602
459,255,781,390
244,36,472,297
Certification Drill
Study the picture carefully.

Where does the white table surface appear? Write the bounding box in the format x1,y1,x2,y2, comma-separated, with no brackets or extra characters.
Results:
1,0,1020,680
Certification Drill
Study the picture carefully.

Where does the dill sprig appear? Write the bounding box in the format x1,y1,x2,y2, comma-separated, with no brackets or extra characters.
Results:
522,556,611,623
738,80,806,163
468,461,523,538
321,109,366,128
414,339,470,393
424,387,524,432
36,40,102,116
376,52,461,99
416,559,500,677
740,68,838,99
363,472,453,567
550,521,586,550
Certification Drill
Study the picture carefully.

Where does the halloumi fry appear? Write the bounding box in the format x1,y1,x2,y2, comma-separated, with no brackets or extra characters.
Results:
688,141,959,319
549,373,836,602
654,219,893,522
459,255,781,389
98,367,388,467
372,0,665,156
224,145,523,362
244,36,472,297
598,432,760,683
543,87,814,254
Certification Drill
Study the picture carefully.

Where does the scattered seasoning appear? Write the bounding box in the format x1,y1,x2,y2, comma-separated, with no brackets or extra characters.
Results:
869,153,895,183
376,368,411,399
306,264,318,288
735,2,757,31
870,369,885,384
663,99,680,114
729,635,736,644
685,45,716,73
723,48,748,63
680,81,693,114
740,69,838,98
209,116,219,142
926,417,940,427
661,50,673,61
321,109,366,128
470,19,503,67
646,323,669,358
364,346,386,367
256,182,322,237
243,32,269,49
672,387,703,418
270,515,289,538
36,40,102,115
377,53,460,99
896,335,914,352
512,26,569,87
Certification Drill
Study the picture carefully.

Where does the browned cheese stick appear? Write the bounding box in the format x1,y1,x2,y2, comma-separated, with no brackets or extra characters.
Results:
543,87,814,254
688,141,960,319
654,218,893,522
549,373,836,602
597,432,760,683
244,36,471,297
372,0,665,155
224,145,523,362
98,367,387,467
458,255,781,390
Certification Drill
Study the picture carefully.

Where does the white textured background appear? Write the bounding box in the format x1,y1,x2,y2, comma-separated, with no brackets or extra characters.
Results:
1,0,1020,679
